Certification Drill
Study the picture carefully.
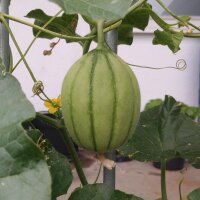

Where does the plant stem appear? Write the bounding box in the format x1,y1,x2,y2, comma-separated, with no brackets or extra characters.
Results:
104,20,122,33
12,9,63,72
0,12,123,55
156,0,200,31
82,20,122,54
0,12,94,42
59,125,88,186
126,0,147,16
161,158,168,200
0,15,37,82
183,33,200,38
97,20,105,49
36,113,88,185
94,163,102,184
82,28,96,55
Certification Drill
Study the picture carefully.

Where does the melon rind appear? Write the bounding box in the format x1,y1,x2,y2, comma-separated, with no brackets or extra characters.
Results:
61,47,140,153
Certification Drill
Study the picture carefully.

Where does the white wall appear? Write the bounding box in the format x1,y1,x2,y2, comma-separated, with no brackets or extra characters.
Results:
9,0,200,111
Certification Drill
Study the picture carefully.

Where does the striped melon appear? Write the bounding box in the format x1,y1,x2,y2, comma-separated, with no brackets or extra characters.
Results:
61,46,140,153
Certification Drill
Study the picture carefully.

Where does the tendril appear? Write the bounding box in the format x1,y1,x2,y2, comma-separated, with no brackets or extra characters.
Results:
127,59,187,71
179,167,187,200
32,81,44,95
93,163,102,184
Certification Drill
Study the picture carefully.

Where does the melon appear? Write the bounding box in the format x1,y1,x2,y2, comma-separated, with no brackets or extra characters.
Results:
61,46,140,153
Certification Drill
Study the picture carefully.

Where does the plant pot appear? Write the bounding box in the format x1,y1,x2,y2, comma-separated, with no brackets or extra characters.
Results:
116,151,132,162
32,111,78,161
153,157,185,171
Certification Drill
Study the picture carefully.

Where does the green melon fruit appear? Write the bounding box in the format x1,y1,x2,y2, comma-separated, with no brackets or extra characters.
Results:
61,46,140,153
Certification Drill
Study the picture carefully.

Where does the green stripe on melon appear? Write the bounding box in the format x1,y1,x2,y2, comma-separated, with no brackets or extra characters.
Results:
61,47,140,153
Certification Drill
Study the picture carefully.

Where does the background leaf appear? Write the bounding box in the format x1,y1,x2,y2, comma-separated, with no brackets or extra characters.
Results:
69,184,143,200
119,95,200,168
42,139,73,200
0,57,5,72
49,0,133,21
26,9,78,42
178,16,191,27
188,188,200,200
27,128,73,200
118,7,149,45
0,74,51,200
153,30,184,53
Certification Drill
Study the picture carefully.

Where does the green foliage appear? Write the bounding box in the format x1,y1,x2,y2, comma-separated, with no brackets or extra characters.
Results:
119,95,200,168
27,130,73,200
144,97,200,120
42,139,73,199
188,188,200,200
144,98,163,111
178,16,191,27
49,0,133,21
147,5,170,30
26,9,78,42
181,104,200,120
0,74,51,200
0,57,5,72
1,1,200,199
153,30,184,53
118,7,150,45
69,184,143,200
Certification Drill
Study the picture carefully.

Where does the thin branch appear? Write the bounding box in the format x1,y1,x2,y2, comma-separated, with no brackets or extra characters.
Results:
12,9,63,72
0,15,37,82
156,0,200,31
0,12,95,42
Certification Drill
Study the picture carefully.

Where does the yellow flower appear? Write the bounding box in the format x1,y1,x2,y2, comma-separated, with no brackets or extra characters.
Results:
44,95,61,114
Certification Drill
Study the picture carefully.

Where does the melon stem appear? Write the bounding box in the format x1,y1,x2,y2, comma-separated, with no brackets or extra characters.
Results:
97,20,105,49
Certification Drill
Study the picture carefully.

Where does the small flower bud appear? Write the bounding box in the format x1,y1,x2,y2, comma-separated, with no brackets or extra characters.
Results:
187,27,193,34
50,42,56,48
43,50,52,56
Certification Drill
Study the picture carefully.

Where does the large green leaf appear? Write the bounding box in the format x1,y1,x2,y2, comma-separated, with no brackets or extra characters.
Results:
0,73,51,200
119,95,200,168
27,129,73,200
43,140,73,200
118,7,149,45
69,184,143,200
26,9,78,42
49,0,133,21
0,57,5,72
153,30,184,53
188,188,200,200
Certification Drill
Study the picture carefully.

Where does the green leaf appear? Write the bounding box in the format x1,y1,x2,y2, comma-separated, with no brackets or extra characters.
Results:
26,9,78,42
0,57,5,72
144,99,163,111
178,16,191,27
119,106,162,161
153,30,184,53
188,188,200,200
0,74,51,200
43,140,73,199
27,129,73,199
69,184,143,200
118,7,149,45
49,0,133,21
147,5,170,30
181,105,200,120
119,95,200,168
